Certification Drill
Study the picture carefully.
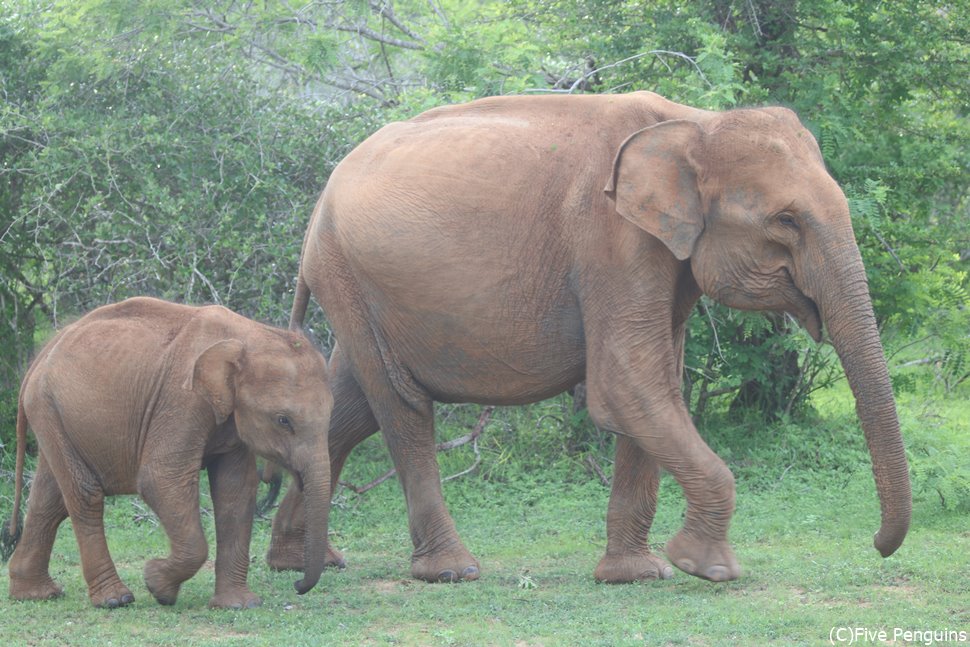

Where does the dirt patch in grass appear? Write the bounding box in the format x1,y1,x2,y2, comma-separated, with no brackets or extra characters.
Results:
368,578,415,594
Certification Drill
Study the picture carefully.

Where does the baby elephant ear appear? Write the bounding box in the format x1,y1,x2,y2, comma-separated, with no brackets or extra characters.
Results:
604,119,705,261
185,339,246,425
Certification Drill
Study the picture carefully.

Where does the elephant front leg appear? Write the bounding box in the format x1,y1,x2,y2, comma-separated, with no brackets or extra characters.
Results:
8,454,69,601
594,436,673,582
138,466,209,606
207,448,261,609
587,351,740,583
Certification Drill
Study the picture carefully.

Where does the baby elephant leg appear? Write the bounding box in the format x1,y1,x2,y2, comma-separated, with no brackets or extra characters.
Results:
207,448,261,609
35,441,134,608
138,466,208,606
8,455,69,601
67,485,135,607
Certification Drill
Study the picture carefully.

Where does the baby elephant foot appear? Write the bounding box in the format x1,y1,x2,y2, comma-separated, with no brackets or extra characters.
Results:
594,551,674,583
89,582,135,609
143,559,183,606
324,544,347,570
411,545,481,583
209,591,262,610
9,575,65,601
665,531,740,582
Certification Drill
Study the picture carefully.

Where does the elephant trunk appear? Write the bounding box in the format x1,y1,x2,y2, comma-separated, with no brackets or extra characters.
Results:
816,239,911,557
293,460,331,595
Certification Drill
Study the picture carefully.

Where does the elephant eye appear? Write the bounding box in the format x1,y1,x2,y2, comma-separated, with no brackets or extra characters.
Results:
277,414,292,428
776,212,799,230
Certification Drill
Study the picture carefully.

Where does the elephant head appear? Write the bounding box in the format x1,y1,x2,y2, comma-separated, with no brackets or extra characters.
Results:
606,107,910,557
188,332,333,593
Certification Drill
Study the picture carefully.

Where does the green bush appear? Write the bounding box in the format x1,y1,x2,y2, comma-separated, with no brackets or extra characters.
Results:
0,388,19,475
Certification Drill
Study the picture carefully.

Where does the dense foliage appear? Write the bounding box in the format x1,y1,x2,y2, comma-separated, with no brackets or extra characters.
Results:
1,0,967,452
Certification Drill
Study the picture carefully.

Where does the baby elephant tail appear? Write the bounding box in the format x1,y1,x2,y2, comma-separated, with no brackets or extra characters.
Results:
1,398,27,561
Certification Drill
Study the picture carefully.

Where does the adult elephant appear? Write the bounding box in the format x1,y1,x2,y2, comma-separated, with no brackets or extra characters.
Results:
268,91,910,583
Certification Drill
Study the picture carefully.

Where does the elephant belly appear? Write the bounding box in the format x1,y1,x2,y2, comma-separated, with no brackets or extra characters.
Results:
324,233,587,405
383,304,586,406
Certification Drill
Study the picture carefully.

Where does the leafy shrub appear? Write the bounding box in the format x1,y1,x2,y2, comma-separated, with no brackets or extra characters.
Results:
0,387,19,475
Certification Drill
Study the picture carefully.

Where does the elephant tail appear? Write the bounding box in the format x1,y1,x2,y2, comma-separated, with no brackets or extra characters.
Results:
1,396,27,561
289,270,311,333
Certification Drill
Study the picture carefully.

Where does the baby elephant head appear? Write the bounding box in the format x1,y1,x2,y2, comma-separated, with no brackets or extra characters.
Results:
187,331,333,594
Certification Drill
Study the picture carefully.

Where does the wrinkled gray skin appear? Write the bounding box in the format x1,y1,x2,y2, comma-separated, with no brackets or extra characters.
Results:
6,297,333,608
268,91,910,584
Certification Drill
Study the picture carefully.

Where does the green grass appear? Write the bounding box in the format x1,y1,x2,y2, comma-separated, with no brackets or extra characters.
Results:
1,382,967,646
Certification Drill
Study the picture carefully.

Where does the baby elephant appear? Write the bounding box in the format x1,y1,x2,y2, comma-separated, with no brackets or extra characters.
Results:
3,297,333,609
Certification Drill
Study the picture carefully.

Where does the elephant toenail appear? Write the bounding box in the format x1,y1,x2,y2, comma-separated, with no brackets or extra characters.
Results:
105,598,120,609
660,566,674,580
705,565,730,582
121,593,135,605
437,570,458,583
246,598,262,609
461,566,480,580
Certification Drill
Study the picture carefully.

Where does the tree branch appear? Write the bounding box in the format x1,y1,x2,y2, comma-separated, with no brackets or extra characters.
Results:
872,229,906,272
339,406,495,494
329,22,424,50
370,0,427,45
528,50,712,94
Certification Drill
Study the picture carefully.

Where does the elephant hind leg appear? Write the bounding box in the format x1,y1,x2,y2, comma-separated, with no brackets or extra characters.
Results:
268,343,378,572
7,454,68,601
63,478,134,607
28,421,134,608
594,436,673,583
338,344,478,583
138,467,207,606
386,401,480,584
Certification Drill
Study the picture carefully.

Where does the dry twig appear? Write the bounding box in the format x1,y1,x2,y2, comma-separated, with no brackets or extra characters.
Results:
339,405,495,494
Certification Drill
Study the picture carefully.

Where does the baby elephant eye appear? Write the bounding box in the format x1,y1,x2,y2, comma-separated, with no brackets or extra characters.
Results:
777,212,799,229
277,415,291,427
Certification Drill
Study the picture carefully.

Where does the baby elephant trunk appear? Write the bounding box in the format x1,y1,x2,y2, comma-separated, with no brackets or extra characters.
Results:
293,464,331,595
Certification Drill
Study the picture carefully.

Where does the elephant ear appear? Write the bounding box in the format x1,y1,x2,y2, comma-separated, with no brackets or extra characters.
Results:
604,119,705,261
185,339,246,425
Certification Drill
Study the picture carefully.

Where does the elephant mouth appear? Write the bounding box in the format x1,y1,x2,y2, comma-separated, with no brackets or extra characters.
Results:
772,277,823,343
714,275,823,342
787,295,823,343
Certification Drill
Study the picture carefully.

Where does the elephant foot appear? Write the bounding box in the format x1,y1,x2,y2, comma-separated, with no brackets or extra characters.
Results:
89,582,135,609
143,559,183,606
209,590,262,610
9,574,65,601
594,551,674,583
411,543,481,583
266,540,346,572
665,531,740,582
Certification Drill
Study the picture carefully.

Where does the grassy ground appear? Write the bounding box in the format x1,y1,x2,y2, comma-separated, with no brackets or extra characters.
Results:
0,383,967,646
